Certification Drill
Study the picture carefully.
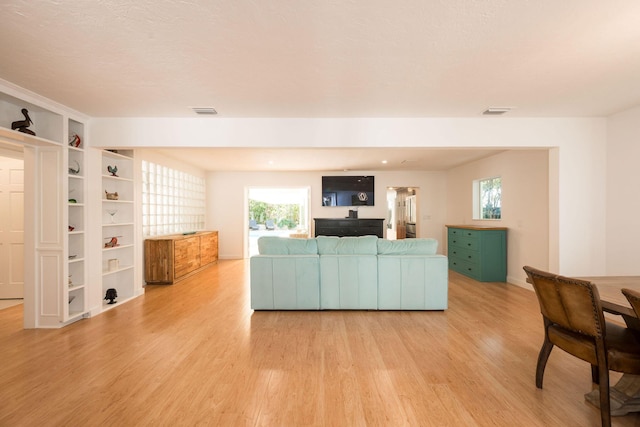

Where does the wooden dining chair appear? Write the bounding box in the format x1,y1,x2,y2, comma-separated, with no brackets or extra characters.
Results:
622,288,640,316
523,266,640,427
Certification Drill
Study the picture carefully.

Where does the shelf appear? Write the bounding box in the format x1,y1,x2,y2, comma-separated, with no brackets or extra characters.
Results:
68,257,85,263
102,243,134,252
68,284,85,291
68,202,84,207
102,265,134,276
102,199,133,204
102,149,133,160
68,230,84,235
101,295,136,311
102,174,133,182
102,222,134,227
0,126,61,147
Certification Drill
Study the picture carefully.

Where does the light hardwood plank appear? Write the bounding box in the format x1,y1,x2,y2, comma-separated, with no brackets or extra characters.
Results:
1,260,639,426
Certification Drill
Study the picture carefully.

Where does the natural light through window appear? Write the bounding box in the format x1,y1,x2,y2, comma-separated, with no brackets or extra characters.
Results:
141,161,206,236
473,176,502,220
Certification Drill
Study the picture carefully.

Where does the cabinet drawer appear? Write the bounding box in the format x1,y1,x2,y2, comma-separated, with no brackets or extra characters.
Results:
448,247,479,266
458,228,479,239
448,228,464,238
449,257,480,281
449,235,479,251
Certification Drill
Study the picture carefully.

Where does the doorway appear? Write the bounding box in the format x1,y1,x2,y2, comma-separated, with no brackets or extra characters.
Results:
246,186,310,257
0,151,25,303
387,187,418,240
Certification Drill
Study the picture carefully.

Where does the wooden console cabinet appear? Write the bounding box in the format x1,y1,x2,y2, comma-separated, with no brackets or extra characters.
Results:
144,231,218,284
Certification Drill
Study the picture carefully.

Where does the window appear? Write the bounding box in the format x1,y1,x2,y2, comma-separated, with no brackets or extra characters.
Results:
141,161,206,236
473,176,501,220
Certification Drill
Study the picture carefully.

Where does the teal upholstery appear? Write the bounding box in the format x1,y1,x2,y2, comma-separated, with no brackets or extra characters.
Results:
317,236,379,309
316,235,378,255
377,238,447,309
250,255,320,309
257,236,318,255
378,255,448,310
251,236,320,309
377,238,438,255
250,235,448,311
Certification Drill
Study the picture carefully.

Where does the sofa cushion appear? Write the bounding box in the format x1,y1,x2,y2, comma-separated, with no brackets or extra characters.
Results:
316,235,379,255
377,238,438,255
257,236,318,255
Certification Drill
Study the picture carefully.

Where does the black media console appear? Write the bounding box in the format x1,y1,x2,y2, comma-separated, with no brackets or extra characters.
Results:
314,218,384,238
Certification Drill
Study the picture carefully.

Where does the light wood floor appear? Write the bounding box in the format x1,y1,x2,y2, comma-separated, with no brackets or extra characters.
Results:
1,260,640,426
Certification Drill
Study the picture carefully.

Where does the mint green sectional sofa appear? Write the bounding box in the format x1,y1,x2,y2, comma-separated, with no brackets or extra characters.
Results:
250,235,448,310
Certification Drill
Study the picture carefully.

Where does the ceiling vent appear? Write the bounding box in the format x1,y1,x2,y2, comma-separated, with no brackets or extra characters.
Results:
482,107,512,116
192,107,218,115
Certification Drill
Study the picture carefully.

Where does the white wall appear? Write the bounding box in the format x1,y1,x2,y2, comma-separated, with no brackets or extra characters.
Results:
207,170,447,259
92,116,608,275
446,150,549,286
606,106,640,275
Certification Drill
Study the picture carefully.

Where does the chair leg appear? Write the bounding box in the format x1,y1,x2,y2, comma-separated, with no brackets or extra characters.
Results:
536,338,554,389
598,367,611,427
591,365,599,384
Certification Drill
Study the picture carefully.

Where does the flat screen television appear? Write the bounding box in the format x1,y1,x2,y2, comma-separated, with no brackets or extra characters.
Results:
322,176,375,207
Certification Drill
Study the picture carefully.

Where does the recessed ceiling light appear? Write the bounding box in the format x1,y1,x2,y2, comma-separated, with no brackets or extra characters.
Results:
381,160,388,164
482,107,513,115
191,107,218,115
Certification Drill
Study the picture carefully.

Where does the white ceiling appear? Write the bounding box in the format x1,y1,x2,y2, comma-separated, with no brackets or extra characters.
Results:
1,1,639,170
153,147,509,172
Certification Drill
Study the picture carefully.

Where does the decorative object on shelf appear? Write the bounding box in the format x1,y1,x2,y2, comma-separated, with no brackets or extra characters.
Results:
106,209,118,223
104,236,120,248
68,133,81,147
68,225,75,231
108,258,119,271
107,165,118,177
68,255,77,259
105,190,119,200
104,288,118,304
68,199,77,203
68,275,73,287
68,160,80,175
11,108,36,136
69,295,76,304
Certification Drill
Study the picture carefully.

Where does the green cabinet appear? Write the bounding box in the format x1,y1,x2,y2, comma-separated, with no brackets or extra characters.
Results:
446,225,507,282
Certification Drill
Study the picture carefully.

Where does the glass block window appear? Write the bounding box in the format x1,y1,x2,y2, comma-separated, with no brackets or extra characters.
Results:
141,161,206,236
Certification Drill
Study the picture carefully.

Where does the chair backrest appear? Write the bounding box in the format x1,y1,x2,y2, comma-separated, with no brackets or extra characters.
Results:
622,288,640,317
523,266,605,338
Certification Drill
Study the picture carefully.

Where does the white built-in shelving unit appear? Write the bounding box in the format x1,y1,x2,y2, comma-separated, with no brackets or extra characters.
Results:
66,119,88,320
101,149,137,309
0,82,143,328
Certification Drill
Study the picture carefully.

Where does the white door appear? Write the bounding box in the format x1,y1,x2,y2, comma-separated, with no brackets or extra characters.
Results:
0,155,24,299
